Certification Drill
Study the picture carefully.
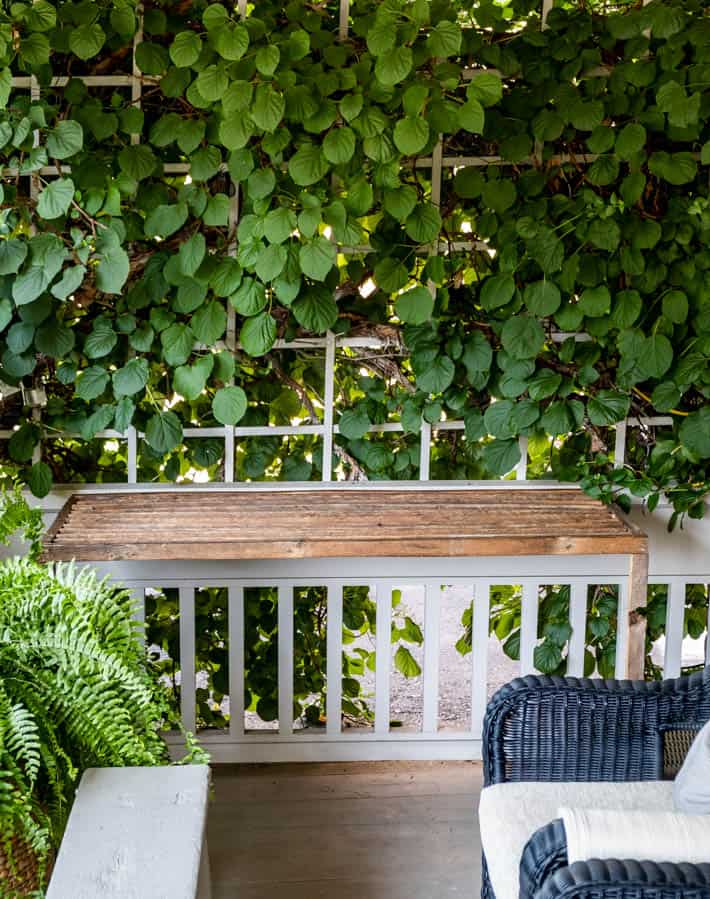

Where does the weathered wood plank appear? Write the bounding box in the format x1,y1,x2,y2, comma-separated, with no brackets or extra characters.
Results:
208,761,481,899
42,487,647,562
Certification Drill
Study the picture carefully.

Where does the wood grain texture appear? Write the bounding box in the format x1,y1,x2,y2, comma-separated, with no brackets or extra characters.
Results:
42,487,647,561
208,761,482,899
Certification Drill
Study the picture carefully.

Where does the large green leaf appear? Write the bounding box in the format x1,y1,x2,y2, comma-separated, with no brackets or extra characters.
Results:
524,280,561,317
170,31,202,67
396,286,434,325
374,46,412,86
501,315,545,360
299,237,336,281
416,355,454,394
0,239,27,275
112,358,149,397
174,355,213,401
69,23,105,59
679,408,710,458
482,438,521,476
212,385,248,425
37,178,74,219
292,286,338,332
46,120,83,159
587,391,630,426
161,323,194,366
393,117,429,155
288,144,329,186
192,301,226,344
405,203,441,243
323,127,356,165
338,407,371,440
639,335,673,379
240,311,277,356
76,366,110,401
480,273,515,311
145,411,183,454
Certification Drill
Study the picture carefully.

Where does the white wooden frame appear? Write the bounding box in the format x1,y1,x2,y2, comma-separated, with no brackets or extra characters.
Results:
71,544,704,764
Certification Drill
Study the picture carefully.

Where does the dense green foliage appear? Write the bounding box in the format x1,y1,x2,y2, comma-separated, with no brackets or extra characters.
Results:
458,581,709,681
148,583,424,728
0,0,705,521
0,488,205,892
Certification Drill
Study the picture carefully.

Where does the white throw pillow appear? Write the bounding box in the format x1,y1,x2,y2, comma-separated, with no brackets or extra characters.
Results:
560,806,710,865
674,719,710,814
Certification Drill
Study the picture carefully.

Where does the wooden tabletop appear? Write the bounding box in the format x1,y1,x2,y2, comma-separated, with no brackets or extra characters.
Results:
41,487,647,561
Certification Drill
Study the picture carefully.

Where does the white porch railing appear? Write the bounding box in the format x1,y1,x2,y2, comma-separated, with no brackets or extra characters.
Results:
89,554,708,764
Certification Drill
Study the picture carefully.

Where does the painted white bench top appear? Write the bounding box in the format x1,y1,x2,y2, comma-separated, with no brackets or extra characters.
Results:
46,765,211,899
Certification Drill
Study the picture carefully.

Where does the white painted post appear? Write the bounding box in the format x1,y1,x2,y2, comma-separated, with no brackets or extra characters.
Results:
322,331,336,481
179,586,197,733
127,426,138,483
515,436,528,480
471,581,490,739
374,582,392,735
566,581,587,677
278,585,294,735
615,581,630,680
422,584,441,734
419,421,432,481
131,15,143,146
519,581,539,675
339,0,349,39
223,426,235,483
663,579,685,679
614,421,627,469
228,585,245,738
326,583,343,735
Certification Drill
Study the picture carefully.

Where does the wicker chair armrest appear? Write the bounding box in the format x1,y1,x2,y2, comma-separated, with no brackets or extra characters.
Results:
520,819,568,899
482,670,710,786
537,859,710,899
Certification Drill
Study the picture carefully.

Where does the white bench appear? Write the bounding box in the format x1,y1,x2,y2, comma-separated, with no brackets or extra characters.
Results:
46,765,211,899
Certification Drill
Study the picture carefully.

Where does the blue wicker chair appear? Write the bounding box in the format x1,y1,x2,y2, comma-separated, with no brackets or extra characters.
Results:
481,668,710,899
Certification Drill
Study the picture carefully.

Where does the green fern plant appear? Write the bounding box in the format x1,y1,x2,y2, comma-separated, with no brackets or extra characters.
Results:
0,488,206,894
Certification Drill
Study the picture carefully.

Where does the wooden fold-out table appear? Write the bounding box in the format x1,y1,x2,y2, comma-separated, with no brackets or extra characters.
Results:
43,484,649,681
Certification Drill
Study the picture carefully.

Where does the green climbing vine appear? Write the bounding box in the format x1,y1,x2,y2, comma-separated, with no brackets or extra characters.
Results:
0,0,706,523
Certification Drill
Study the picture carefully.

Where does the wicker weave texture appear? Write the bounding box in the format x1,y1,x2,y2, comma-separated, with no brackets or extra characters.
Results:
480,668,710,899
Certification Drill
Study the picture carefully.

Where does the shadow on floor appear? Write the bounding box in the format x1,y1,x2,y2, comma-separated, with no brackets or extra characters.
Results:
208,761,483,899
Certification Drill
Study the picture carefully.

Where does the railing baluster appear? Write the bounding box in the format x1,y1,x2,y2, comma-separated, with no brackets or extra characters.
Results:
326,583,343,736
422,584,441,734
179,585,196,734
520,581,538,675
614,581,629,680
278,585,294,736
567,582,587,677
374,582,392,736
663,579,684,679
471,581,489,740
228,585,245,738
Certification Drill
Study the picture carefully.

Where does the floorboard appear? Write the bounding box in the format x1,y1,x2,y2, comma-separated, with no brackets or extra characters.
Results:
208,761,483,899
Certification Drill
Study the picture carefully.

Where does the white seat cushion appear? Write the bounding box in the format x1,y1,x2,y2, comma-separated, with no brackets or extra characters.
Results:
478,780,675,899
561,806,710,865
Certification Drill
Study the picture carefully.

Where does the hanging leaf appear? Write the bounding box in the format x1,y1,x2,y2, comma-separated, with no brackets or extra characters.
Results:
212,385,248,425
36,178,74,219
299,237,336,281
145,411,183,455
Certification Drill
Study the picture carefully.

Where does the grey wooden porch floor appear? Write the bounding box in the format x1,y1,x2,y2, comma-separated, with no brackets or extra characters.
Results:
208,761,483,899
